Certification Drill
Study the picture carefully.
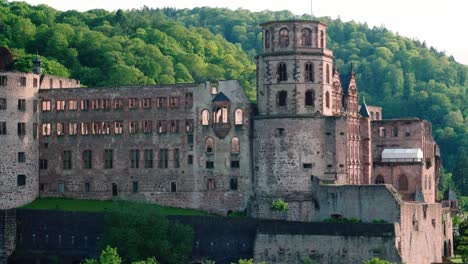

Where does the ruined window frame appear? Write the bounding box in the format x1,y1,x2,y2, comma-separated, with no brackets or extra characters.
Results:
277,62,288,82
201,109,210,126
234,109,243,125
279,28,289,47
63,150,72,170
130,149,140,169
302,28,312,47
277,91,287,107
231,137,240,154
305,90,315,107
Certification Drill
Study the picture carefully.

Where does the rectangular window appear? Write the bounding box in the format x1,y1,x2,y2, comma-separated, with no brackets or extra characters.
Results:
207,179,215,190
144,149,154,168
102,122,110,135
170,182,177,193
85,182,90,193
174,148,180,168
80,99,90,111
143,120,152,134
379,127,386,137
91,99,100,110
17,175,26,186
59,80,63,88
185,120,194,133
83,150,92,169
92,122,102,135
39,159,48,170
303,163,312,169
18,152,26,163
129,121,139,134
230,178,238,190
206,161,214,169
0,122,6,135
188,155,193,165
56,123,65,136
130,149,140,168
33,123,37,139
187,135,194,145
132,181,139,193
114,121,123,134
156,97,167,109
33,78,38,88
56,100,65,111
33,100,37,112
185,93,193,106
68,100,78,110
305,63,314,82
17,122,26,136
69,123,77,136
0,76,7,86
0,98,6,110
169,120,179,133
114,99,124,110
101,99,111,110
169,97,180,108
81,122,91,135
18,76,26,86
231,160,240,168
63,151,72,170
104,149,113,169
142,98,151,108
128,98,138,109
18,99,26,111
41,100,51,111
159,149,169,168
157,120,167,134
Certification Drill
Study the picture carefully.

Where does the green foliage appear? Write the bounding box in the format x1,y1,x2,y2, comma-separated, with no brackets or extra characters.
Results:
101,200,193,264
322,217,362,223
84,246,160,264
372,219,387,224
271,199,288,211
362,257,398,264
230,259,266,264
301,257,319,264
456,217,468,262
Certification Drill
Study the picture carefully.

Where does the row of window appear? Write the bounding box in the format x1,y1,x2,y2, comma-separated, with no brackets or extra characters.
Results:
0,122,34,137
201,108,244,126
378,127,411,138
205,137,241,154
265,28,325,49
0,76,39,87
40,120,194,136
275,90,330,108
0,98,39,112
275,62,331,84
43,177,239,194
41,95,193,112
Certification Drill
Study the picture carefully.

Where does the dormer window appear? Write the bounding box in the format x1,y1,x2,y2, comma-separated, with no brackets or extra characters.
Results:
279,28,289,47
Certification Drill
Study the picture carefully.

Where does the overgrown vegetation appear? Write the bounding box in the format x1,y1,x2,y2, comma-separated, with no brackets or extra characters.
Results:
362,258,399,264
322,217,362,223
0,2,466,195
271,199,289,211
101,201,193,264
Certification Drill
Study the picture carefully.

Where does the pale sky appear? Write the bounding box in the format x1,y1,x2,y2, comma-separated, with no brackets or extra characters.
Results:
11,0,468,65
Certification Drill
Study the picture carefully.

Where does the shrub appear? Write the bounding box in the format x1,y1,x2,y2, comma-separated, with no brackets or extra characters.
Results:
271,199,288,211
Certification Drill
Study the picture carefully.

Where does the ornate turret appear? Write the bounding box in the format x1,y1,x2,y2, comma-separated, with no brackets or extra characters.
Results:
33,53,42,74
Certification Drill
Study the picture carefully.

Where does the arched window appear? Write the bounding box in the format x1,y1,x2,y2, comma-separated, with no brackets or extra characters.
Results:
302,28,312,46
213,107,228,124
305,63,314,82
326,64,330,84
201,109,210,126
325,91,330,108
279,28,289,47
277,91,287,106
265,30,271,49
375,175,385,184
206,137,214,153
398,175,408,191
231,137,240,153
320,30,324,48
235,109,243,125
305,90,315,107
277,63,287,82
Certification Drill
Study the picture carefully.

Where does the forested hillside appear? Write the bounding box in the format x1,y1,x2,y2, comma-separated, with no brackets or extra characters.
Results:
0,1,466,195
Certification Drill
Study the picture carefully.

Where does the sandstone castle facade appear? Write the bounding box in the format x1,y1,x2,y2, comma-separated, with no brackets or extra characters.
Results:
0,20,456,263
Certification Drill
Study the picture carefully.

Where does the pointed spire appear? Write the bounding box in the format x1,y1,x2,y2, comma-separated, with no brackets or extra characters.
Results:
359,96,370,118
333,63,339,75
349,62,354,77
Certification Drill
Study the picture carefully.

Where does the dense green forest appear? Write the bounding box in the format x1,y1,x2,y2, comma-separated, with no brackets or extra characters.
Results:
0,1,466,196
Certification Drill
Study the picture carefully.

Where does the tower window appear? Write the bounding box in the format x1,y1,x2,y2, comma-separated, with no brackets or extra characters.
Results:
277,91,287,106
234,109,243,125
279,28,289,47
171,182,177,193
325,91,330,109
277,63,287,82
231,137,240,154
375,175,385,184
305,90,315,107
326,64,330,84
230,178,238,190
302,28,312,46
320,30,324,48
305,63,314,82
265,30,271,49
398,175,409,191
213,107,228,124
17,175,26,186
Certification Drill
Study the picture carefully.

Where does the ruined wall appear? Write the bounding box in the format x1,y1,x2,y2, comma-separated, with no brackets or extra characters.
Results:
0,210,16,264
253,220,400,264
0,72,40,209
251,179,402,223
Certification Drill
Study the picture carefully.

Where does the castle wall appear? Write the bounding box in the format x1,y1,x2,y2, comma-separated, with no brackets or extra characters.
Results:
38,80,252,214
0,72,40,209
0,210,16,264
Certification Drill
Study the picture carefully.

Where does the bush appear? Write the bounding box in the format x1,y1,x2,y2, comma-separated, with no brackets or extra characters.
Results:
362,257,398,264
372,219,388,224
271,199,288,211
101,200,193,264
